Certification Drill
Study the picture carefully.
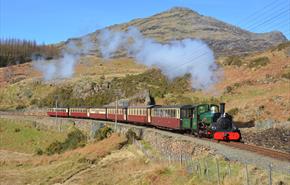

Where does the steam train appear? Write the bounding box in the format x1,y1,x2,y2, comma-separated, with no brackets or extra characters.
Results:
47,103,241,141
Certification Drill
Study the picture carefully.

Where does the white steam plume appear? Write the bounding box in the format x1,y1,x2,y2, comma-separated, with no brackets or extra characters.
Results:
33,36,92,81
98,27,219,89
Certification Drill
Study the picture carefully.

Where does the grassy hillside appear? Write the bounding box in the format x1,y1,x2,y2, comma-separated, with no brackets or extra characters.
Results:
1,120,289,185
0,42,289,123
0,118,69,153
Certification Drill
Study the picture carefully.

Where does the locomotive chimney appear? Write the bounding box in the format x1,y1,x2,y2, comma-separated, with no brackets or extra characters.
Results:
220,103,225,116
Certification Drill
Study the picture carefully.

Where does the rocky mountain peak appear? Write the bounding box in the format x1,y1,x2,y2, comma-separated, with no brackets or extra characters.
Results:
64,7,288,57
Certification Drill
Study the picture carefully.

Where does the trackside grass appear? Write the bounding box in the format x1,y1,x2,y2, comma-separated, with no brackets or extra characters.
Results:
0,118,68,153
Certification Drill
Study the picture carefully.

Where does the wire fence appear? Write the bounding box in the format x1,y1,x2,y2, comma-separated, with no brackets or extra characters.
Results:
132,138,277,185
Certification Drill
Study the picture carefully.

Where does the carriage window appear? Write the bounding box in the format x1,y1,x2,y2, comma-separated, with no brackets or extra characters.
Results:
181,109,192,118
197,105,209,114
172,109,176,118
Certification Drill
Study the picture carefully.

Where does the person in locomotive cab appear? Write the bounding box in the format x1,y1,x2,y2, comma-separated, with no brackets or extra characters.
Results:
210,106,218,113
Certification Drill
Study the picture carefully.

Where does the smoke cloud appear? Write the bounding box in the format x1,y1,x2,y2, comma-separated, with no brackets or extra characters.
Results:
98,27,219,89
32,36,92,81
33,26,220,90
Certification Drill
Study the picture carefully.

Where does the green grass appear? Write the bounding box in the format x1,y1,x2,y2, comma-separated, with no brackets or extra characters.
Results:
248,57,270,69
0,79,55,110
223,56,243,67
0,118,68,153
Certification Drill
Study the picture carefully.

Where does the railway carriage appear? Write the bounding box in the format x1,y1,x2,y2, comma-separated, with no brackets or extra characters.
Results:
47,108,69,117
151,105,195,130
106,106,127,121
69,108,89,118
88,108,107,120
127,106,154,124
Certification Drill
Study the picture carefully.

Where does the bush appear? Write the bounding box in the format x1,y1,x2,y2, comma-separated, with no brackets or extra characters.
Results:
35,148,44,155
45,140,63,155
45,129,86,155
248,57,270,68
224,86,234,94
16,104,26,110
64,129,87,148
14,128,21,132
224,56,243,67
164,94,193,105
281,71,290,80
227,108,239,116
125,129,138,144
94,126,113,141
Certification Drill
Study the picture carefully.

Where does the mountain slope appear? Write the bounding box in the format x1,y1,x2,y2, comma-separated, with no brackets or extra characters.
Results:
66,7,287,56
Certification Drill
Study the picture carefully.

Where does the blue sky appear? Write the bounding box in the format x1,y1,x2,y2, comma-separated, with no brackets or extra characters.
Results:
0,0,289,44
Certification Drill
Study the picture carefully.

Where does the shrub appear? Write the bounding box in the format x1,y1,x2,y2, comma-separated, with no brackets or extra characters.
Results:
164,94,193,105
224,56,243,67
94,126,113,141
227,108,239,116
16,104,26,110
45,140,63,155
14,128,21,132
140,140,152,150
224,86,234,94
281,71,290,80
64,129,87,148
35,148,44,155
45,129,86,155
125,128,138,144
248,57,270,68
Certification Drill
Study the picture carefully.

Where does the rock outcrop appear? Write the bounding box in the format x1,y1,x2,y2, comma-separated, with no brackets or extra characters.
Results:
63,7,287,57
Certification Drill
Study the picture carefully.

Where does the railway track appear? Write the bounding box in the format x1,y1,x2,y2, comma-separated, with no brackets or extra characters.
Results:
184,135,290,162
1,111,290,162
217,140,290,162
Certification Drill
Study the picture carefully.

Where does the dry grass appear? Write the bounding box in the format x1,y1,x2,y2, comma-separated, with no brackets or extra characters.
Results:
0,43,289,122
0,133,127,185
1,135,290,185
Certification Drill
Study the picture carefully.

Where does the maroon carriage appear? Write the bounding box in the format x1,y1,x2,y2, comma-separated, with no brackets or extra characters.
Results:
47,108,69,117
69,108,89,118
88,108,107,120
150,106,182,129
127,106,154,124
106,106,127,121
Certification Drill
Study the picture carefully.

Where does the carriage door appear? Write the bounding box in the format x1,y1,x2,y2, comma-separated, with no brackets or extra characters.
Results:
147,108,151,123
124,108,127,120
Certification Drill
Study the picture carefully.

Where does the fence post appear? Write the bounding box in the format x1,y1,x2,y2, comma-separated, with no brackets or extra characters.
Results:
198,160,202,175
228,161,231,176
205,159,209,181
180,152,182,167
190,157,193,174
216,159,220,185
268,163,272,185
245,164,249,185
